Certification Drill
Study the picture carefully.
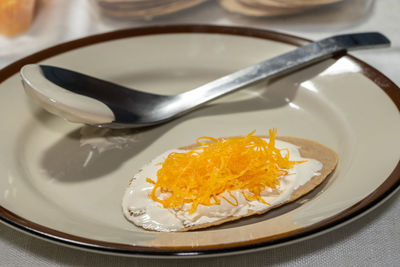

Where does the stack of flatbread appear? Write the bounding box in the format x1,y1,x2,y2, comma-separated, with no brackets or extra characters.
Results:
218,0,343,17
96,0,208,18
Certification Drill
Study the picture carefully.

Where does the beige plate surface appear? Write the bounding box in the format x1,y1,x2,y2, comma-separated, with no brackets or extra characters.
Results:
0,25,399,257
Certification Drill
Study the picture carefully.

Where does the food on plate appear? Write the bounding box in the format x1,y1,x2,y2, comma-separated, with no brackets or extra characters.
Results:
122,129,338,232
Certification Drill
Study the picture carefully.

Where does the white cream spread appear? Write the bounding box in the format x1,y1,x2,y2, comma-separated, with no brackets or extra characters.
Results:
122,139,322,232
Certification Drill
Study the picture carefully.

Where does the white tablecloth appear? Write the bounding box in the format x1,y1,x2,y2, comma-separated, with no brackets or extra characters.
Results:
1,0,399,265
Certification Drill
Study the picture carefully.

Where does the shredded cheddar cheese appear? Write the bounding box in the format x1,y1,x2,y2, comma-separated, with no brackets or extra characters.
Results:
147,129,302,214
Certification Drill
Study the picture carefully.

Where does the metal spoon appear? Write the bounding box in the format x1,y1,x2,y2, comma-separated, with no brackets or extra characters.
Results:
21,32,390,129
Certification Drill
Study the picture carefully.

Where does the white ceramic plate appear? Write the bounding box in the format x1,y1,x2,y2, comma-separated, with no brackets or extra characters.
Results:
1,25,399,257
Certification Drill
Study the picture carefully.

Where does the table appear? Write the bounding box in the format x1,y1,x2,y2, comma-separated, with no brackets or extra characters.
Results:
1,0,399,265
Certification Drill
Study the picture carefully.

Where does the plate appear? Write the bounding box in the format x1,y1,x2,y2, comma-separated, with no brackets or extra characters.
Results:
0,25,399,257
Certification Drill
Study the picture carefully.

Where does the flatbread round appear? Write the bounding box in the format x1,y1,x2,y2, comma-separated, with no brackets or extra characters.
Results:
218,0,308,17
98,0,207,18
218,0,342,17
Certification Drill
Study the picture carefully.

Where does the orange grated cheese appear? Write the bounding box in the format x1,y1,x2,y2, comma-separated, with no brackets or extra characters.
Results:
147,128,303,214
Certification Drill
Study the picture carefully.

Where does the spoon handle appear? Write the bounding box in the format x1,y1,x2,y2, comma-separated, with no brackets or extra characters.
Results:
177,32,390,112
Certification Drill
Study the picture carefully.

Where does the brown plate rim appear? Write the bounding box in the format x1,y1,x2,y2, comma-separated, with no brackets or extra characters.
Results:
0,24,399,257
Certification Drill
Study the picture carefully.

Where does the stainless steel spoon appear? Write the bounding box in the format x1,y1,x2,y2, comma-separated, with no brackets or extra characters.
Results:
21,32,390,129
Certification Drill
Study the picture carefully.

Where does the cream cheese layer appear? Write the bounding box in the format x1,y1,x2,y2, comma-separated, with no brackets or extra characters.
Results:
122,139,322,232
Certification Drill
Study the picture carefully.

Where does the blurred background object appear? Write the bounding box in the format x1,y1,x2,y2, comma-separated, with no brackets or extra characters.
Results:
218,0,344,17
0,0,36,36
93,0,346,19
95,0,209,19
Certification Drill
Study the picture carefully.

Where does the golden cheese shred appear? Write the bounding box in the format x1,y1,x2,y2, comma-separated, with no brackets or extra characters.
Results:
147,128,302,214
